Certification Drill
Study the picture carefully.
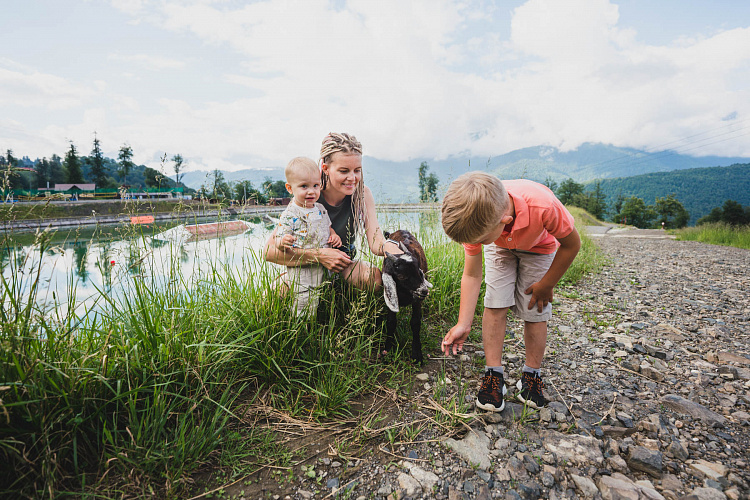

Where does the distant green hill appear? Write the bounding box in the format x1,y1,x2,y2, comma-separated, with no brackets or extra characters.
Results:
591,163,750,224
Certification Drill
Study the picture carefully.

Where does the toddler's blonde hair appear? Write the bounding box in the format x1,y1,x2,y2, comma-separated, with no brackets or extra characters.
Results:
285,156,319,183
441,171,510,243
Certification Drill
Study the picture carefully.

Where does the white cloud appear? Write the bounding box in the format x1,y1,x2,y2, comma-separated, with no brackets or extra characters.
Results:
4,0,750,171
107,53,187,70
0,63,97,110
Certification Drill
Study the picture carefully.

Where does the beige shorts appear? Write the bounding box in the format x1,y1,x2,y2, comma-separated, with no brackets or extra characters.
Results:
285,265,325,317
483,245,556,322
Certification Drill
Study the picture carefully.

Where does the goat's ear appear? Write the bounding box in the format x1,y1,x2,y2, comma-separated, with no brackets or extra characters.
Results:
421,270,433,288
382,273,400,312
398,241,409,254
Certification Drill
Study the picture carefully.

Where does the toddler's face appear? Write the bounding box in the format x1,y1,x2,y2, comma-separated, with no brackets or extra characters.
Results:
287,169,322,208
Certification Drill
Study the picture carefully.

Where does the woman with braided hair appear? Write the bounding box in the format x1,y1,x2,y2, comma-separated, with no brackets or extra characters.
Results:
264,132,402,289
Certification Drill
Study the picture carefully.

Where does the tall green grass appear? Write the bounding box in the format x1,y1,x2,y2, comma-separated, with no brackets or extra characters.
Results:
0,229,388,498
0,206,606,498
675,222,750,249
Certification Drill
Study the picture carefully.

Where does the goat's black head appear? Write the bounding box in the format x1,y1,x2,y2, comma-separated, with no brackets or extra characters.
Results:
382,241,432,313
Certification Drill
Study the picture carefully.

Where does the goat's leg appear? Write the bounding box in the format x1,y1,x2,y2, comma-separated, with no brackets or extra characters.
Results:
384,309,397,355
410,301,423,364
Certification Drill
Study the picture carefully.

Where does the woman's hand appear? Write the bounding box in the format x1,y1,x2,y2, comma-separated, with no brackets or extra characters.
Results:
316,247,352,273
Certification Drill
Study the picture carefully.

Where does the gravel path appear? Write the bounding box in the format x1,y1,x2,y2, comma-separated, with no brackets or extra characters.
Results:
226,228,750,500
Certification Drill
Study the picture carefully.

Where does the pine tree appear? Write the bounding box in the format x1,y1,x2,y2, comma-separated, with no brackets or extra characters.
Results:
90,132,108,188
117,144,134,184
65,142,83,184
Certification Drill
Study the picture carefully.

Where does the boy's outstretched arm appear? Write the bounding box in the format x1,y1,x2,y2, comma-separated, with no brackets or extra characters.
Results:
442,252,483,355
525,227,581,312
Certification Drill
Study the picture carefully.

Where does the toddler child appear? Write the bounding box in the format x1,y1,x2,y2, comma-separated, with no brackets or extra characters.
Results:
275,157,341,315
440,172,580,411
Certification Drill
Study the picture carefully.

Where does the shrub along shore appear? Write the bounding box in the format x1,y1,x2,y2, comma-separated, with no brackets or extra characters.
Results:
674,222,750,250
0,208,606,498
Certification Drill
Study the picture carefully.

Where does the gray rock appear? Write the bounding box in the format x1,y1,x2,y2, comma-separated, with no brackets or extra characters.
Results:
667,439,689,462
548,401,570,415
598,473,666,500
627,446,663,478
570,474,599,498
507,456,529,480
689,460,728,481
402,461,439,491
522,454,541,474
684,487,728,500
542,471,555,488
397,472,422,496
660,394,727,426
541,430,604,466
717,352,750,365
482,401,526,424
517,481,542,499
443,429,492,470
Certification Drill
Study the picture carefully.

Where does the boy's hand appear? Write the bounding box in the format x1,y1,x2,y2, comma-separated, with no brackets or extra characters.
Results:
525,281,554,312
328,233,342,248
277,234,296,249
442,324,470,356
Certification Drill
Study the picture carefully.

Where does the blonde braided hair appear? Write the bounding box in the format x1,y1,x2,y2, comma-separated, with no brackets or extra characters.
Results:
319,132,367,240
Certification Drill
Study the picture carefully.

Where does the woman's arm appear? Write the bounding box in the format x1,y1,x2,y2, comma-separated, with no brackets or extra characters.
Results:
361,186,402,256
263,228,353,272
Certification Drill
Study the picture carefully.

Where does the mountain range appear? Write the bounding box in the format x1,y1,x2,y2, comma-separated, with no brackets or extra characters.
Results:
180,142,750,205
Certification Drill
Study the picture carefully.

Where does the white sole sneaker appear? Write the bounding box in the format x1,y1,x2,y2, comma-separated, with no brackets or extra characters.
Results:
516,379,544,409
475,385,507,412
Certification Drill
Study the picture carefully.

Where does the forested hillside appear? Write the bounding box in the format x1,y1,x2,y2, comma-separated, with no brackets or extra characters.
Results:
591,163,750,224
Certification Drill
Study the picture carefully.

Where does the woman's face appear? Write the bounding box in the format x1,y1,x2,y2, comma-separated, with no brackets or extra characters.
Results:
323,153,362,196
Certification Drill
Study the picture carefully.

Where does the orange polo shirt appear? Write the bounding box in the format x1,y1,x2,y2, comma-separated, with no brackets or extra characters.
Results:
463,179,575,256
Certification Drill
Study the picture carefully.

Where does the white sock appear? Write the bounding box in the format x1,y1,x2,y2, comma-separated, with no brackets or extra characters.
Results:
485,366,504,376
522,365,541,377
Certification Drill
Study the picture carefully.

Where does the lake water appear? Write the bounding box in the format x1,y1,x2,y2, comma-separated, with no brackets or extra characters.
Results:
2,209,444,316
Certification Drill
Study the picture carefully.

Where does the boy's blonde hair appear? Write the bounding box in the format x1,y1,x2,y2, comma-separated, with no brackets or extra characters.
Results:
285,156,319,183
441,171,510,243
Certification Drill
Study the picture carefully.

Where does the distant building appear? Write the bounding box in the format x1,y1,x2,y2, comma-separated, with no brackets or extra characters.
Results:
269,197,291,206
53,183,96,192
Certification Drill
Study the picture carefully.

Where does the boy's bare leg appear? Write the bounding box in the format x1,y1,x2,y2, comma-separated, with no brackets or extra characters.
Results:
482,307,509,366
523,320,548,369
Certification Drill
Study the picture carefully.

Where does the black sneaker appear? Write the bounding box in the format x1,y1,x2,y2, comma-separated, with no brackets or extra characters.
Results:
516,371,549,409
476,369,507,412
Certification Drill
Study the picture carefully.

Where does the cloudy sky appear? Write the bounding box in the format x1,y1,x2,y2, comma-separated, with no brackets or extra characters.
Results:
2,0,750,172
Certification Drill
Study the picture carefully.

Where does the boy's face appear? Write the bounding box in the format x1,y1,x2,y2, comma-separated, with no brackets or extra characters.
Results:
286,169,322,208
475,211,514,245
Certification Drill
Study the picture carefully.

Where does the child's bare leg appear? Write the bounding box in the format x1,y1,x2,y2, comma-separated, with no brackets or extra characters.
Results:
523,320,548,369
482,307,509,366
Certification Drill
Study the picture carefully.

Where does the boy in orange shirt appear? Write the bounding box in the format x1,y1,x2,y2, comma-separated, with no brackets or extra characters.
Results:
441,172,580,411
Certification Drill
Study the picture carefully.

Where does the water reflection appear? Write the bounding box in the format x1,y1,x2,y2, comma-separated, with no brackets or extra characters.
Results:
1,209,446,316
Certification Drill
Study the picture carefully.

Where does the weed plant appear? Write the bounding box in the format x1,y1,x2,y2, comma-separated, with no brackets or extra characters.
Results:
675,222,750,249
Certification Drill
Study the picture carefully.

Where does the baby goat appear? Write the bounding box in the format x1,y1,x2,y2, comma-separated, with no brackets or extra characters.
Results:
381,230,432,364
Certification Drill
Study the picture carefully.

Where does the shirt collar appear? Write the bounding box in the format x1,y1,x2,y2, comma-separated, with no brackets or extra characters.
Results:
508,191,529,231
